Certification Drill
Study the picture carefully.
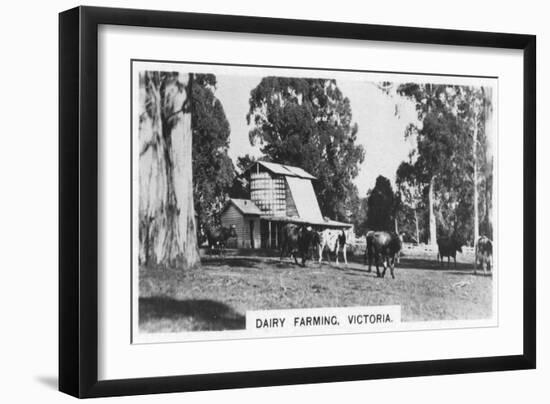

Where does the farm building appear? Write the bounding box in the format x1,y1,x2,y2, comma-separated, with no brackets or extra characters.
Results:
220,198,262,249
221,161,352,249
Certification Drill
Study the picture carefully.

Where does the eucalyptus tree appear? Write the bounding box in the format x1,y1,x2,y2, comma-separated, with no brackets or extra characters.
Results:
391,82,493,244
455,86,494,242
395,83,462,244
138,71,200,268
191,74,235,232
396,161,424,243
365,175,396,232
247,77,365,221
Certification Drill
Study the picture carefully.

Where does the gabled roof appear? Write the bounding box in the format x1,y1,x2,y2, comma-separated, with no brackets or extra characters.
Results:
259,215,353,228
244,161,316,180
223,198,262,216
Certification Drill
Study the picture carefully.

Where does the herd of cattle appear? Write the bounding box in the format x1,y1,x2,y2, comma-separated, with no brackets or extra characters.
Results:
279,225,404,278
205,223,493,278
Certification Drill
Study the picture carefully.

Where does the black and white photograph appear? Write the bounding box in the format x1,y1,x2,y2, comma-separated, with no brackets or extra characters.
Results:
133,61,496,342
0,0,543,401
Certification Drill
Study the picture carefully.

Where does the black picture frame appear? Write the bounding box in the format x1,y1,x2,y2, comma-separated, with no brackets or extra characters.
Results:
59,5,536,398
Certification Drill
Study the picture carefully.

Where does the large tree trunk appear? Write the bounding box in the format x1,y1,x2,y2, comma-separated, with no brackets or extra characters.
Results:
138,71,200,269
484,87,494,239
473,111,479,244
414,209,420,244
428,176,437,245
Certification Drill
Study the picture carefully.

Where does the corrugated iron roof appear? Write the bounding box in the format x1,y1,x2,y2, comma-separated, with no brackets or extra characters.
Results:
245,161,317,180
259,215,352,228
283,165,317,179
226,198,262,216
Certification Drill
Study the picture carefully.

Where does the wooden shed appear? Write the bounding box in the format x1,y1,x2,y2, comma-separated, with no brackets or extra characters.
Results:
220,198,262,249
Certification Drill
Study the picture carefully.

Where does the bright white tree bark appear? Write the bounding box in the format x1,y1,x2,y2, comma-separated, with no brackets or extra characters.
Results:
414,209,420,244
138,71,200,268
473,111,479,244
428,176,437,245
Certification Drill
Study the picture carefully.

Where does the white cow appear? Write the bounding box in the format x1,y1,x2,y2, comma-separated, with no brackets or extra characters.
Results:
317,228,352,265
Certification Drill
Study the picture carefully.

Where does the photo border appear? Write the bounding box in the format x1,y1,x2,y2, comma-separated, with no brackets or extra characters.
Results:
130,58,499,345
59,6,536,398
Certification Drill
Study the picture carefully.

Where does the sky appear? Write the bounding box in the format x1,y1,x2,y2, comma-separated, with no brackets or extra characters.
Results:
214,74,420,198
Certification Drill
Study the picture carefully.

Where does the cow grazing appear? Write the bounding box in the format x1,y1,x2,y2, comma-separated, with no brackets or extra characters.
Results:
205,224,237,255
364,231,402,279
317,228,351,265
437,236,463,268
280,224,315,267
475,236,493,275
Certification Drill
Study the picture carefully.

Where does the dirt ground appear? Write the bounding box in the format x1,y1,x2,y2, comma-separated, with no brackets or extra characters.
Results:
139,251,493,333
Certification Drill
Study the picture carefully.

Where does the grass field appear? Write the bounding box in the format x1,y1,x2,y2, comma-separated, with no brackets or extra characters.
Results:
139,251,493,334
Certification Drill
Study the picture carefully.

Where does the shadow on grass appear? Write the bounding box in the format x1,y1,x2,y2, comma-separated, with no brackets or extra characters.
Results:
201,257,266,269
319,263,379,277
444,270,493,277
139,297,245,331
391,258,473,272
204,256,311,269
320,256,476,276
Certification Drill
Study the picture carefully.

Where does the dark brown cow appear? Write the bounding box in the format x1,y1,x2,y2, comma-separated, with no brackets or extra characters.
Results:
364,231,402,279
437,236,463,268
280,224,315,267
205,224,237,255
475,236,493,275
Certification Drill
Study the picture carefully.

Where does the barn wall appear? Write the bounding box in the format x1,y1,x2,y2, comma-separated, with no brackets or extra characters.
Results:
221,205,248,247
220,205,260,248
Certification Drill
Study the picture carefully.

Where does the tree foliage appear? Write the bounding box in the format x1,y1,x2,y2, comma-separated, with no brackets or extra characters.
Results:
226,154,258,200
191,74,235,231
235,154,258,173
352,196,370,236
455,86,494,240
395,162,425,242
247,77,365,221
393,83,493,244
365,176,396,231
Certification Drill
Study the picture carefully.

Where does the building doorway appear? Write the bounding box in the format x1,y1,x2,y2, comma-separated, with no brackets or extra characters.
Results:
249,220,254,249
